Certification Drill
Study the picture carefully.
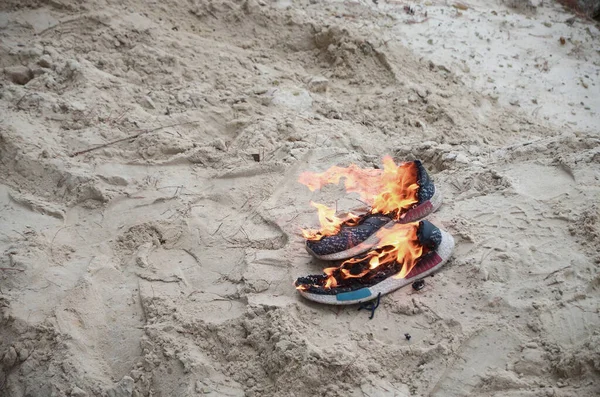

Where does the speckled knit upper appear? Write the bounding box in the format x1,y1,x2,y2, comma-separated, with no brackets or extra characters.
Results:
306,160,436,257
306,215,392,256
417,219,441,249
296,220,444,294
415,159,435,203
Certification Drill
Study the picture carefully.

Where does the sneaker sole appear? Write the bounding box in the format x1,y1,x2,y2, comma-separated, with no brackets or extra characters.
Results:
298,227,454,305
305,185,443,261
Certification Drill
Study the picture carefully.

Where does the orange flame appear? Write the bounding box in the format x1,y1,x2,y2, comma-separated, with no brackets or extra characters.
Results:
323,267,338,289
301,202,361,240
299,156,419,240
321,222,423,289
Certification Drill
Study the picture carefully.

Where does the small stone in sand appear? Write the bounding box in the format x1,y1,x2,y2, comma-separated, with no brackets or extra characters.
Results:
141,96,156,109
4,66,33,85
2,346,18,367
71,386,88,397
38,55,53,68
307,76,329,93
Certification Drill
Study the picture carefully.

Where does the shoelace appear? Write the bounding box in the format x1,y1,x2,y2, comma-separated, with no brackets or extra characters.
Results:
357,292,382,320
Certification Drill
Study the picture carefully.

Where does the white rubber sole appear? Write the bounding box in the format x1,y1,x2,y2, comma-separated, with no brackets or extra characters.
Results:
305,186,443,261
298,228,454,305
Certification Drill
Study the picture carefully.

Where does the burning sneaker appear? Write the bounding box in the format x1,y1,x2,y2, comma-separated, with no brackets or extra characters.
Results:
300,158,442,261
295,220,454,305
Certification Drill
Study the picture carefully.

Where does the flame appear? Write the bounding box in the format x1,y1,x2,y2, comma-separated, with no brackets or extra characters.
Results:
301,202,361,240
321,222,423,289
323,267,338,289
299,156,419,240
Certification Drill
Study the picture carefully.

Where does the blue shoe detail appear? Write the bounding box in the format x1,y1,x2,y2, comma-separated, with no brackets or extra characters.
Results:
336,288,372,301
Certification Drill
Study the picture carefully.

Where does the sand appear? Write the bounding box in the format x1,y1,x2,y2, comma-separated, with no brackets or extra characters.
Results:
0,0,599,396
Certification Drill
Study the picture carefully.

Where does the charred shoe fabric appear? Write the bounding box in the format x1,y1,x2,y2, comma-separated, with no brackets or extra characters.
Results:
306,214,395,261
295,220,454,305
400,159,442,223
300,157,442,261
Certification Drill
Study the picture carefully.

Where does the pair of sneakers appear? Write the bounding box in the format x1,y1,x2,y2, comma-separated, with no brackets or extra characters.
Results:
295,160,455,305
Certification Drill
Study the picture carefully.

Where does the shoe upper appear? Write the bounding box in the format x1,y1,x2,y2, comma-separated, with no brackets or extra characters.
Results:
415,160,435,203
306,214,392,256
297,220,445,294
417,219,442,250
305,160,436,257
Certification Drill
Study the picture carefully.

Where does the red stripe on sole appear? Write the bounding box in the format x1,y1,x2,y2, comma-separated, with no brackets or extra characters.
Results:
401,200,433,223
405,252,442,279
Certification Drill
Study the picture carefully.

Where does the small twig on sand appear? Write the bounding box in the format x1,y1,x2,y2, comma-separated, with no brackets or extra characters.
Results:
354,199,370,207
500,135,596,152
37,14,112,36
50,226,68,261
239,226,250,242
182,249,201,268
416,299,443,321
211,222,224,236
544,265,571,280
0,268,24,272
406,17,429,24
14,93,32,109
69,121,200,157
337,354,358,376
12,230,26,238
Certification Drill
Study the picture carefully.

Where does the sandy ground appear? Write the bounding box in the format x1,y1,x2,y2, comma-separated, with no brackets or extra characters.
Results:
1,0,599,396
